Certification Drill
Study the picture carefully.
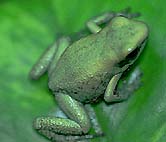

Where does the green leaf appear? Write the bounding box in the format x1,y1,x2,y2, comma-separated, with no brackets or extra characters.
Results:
0,0,165,142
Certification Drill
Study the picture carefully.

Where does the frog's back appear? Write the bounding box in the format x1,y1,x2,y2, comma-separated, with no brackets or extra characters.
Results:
49,32,115,102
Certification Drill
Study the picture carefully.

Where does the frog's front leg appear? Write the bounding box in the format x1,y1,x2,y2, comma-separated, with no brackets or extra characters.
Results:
29,37,70,79
86,8,140,34
34,93,92,141
104,68,142,103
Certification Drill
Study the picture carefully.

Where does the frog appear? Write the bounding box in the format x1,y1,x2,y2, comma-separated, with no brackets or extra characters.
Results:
30,9,148,142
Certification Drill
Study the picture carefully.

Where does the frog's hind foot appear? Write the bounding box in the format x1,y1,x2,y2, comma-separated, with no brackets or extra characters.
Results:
118,7,141,19
64,133,104,142
38,129,103,142
86,7,140,34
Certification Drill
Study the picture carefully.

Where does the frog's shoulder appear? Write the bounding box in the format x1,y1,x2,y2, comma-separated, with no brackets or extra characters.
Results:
69,31,106,50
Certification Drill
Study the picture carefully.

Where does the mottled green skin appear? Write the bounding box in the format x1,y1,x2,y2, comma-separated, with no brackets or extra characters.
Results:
48,17,148,103
31,16,149,140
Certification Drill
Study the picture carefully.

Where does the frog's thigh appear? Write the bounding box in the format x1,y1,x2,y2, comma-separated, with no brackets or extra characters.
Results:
104,73,122,103
29,37,70,79
55,93,91,134
34,93,91,136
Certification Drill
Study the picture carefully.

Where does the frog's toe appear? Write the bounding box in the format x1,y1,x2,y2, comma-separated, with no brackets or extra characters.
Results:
33,117,44,130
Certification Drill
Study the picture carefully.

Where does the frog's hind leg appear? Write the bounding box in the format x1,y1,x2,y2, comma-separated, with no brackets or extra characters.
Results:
38,130,101,142
119,7,141,18
104,68,142,103
37,129,95,142
85,104,104,136
47,37,71,76
34,93,100,141
86,7,140,34
29,37,70,79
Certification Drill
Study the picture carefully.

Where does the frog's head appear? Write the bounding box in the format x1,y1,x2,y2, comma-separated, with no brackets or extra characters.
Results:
106,16,148,66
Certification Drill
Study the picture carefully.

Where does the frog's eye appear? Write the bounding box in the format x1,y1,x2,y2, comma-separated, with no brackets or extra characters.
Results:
118,39,146,68
127,46,140,60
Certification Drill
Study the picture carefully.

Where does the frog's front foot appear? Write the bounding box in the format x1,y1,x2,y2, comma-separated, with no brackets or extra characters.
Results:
104,68,143,103
119,67,143,99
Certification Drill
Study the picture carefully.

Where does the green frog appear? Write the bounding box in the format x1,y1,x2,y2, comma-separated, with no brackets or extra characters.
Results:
30,9,148,141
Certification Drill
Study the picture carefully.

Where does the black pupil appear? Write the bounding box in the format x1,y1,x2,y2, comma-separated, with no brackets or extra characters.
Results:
118,45,141,68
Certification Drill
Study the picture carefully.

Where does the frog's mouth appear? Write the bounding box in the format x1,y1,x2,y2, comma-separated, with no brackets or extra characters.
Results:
118,39,147,68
